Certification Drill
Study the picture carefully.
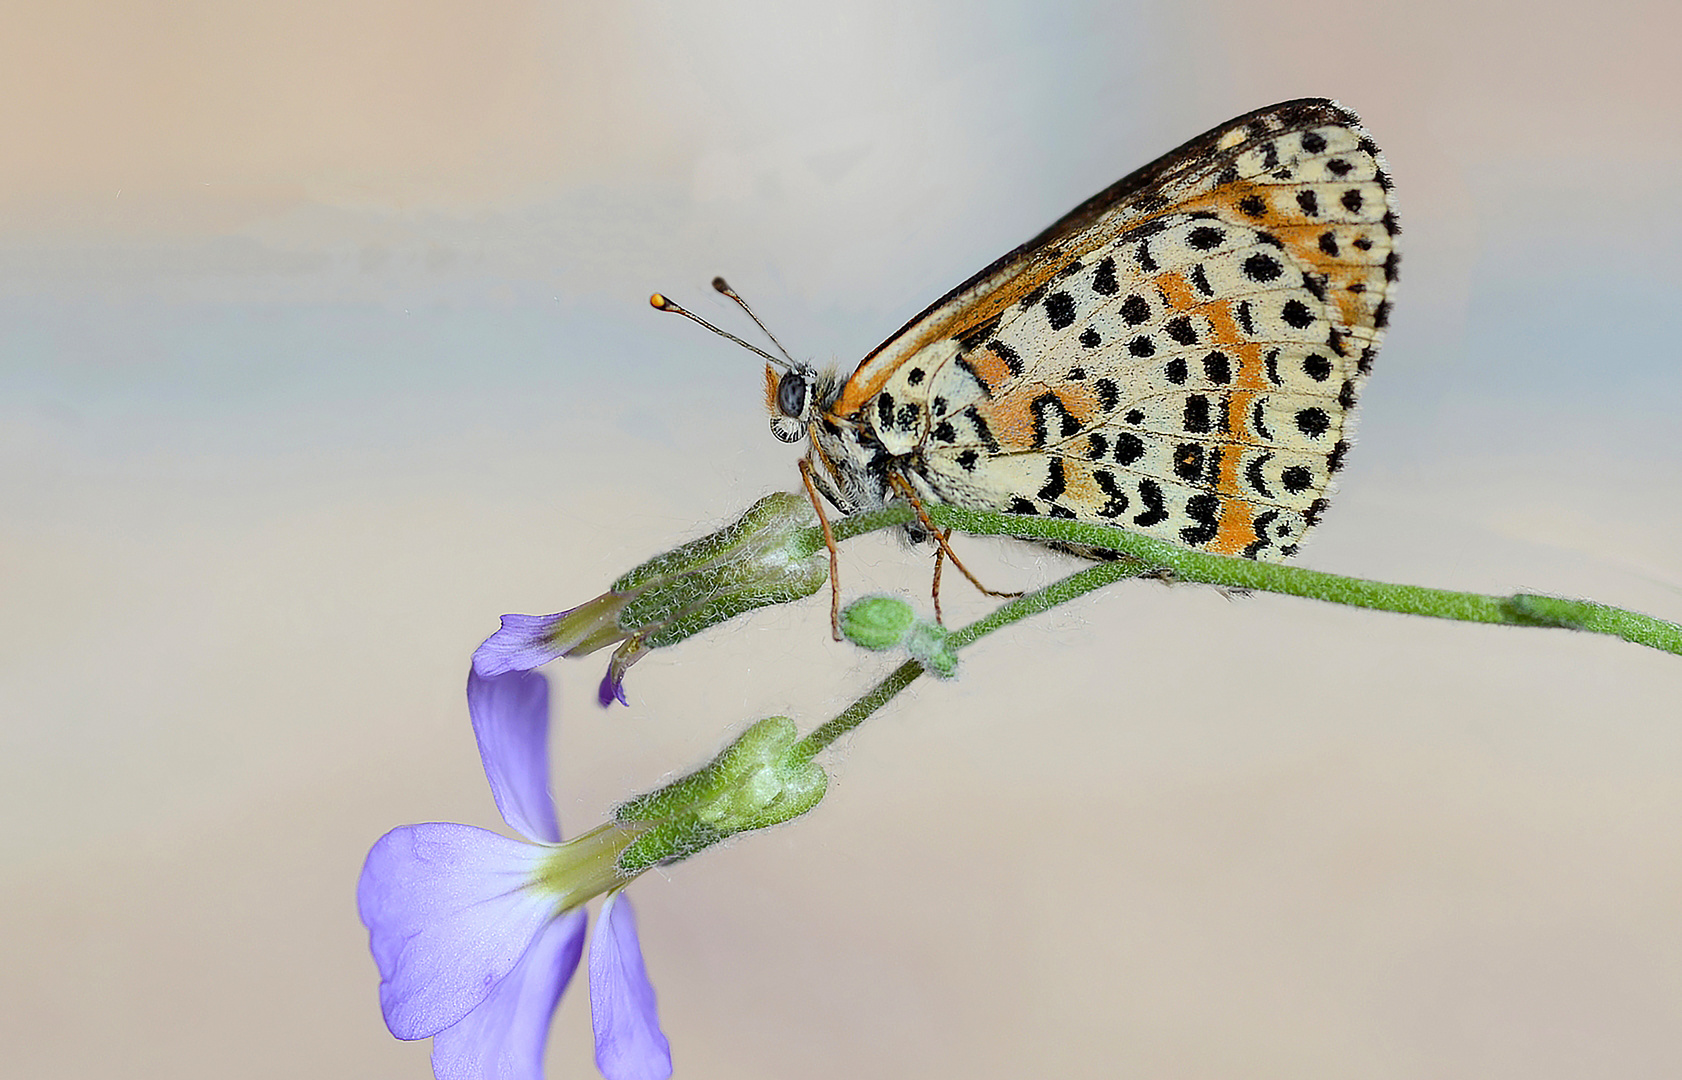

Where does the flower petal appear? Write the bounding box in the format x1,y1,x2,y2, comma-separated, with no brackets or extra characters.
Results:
357,823,557,1040
467,668,561,844
598,668,628,709
589,892,672,1080
473,595,630,677
430,908,588,1080
473,613,568,677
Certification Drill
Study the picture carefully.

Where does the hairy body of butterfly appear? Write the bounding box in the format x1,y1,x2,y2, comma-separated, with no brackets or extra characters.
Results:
770,98,1398,561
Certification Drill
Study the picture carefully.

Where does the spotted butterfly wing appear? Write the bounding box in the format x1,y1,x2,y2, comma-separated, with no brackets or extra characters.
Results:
797,97,1398,560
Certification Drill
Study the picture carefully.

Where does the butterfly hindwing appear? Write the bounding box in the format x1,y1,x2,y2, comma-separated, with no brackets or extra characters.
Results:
821,97,1398,561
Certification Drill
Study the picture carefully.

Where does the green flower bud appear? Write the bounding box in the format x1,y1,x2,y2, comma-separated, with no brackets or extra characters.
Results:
839,594,916,650
612,716,828,871
475,492,829,703
839,594,959,678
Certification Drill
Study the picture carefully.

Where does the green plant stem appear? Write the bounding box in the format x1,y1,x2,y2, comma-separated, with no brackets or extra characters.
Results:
797,502,1682,657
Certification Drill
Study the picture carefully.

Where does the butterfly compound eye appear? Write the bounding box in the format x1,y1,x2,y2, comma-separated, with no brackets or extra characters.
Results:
776,371,808,418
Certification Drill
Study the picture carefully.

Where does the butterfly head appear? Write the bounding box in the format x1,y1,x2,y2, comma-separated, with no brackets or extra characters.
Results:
765,364,813,442
764,362,844,444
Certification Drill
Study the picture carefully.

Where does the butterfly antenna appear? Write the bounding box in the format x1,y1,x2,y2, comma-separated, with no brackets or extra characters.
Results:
649,292,792,371
711,276,799,368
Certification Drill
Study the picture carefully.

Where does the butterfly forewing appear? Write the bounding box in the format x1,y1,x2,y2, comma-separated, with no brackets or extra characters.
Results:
822,97,1397,560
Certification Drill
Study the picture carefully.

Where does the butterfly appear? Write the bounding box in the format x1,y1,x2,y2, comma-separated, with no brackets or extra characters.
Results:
754,98,1397,568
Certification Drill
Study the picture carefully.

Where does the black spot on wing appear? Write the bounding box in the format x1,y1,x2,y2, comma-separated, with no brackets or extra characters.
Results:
1173,443,1203,482
1093,470,1129,517
1180,493,1220,545
1037,458,1066,501
1243,510,1279,558
1165,317,1198,345
1030,393,1081,448
988,339,1024,376
1132,479,1168,527
1045,291,1077,330
1092,257,1119,296
1242,252,1283,282
1187,226,1225,250
1246,453,1275,496
1120,295,1151,325
962,405,1000,453
1183,394,1213,434
1113,432,1145,465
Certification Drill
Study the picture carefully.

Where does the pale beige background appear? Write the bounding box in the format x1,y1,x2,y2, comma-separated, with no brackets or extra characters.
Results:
3,2,1680,1078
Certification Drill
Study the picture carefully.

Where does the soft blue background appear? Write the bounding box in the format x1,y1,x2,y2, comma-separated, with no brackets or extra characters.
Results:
3,2,1680,1077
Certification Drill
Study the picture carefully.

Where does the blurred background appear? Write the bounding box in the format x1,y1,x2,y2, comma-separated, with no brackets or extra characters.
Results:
3,1,1680,1077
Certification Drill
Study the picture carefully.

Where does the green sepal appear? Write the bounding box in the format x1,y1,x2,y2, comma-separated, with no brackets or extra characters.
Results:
905,620,958,678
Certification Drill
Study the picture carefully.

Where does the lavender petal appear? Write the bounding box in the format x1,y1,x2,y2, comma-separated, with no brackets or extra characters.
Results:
597,668,628,709
466,668,561,844
357,823,556,1040
589,893,672,1080
473,613,568,677
430,909,588,1080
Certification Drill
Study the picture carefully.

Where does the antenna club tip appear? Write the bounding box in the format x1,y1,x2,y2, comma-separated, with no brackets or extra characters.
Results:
649,293,671,310
711,276,733,295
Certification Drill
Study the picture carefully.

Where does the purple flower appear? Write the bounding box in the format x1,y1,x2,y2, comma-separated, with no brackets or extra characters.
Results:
357,669,672,1080
473,492,827,707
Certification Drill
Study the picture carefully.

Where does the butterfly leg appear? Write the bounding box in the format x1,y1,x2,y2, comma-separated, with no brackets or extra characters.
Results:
889,472,1022,603
931,529,950,625
798,458,844,641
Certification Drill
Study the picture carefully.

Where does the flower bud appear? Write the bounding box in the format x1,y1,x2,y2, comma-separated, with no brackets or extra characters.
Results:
838,595,958,678
474,492,829,704
839,594,916,650
611,716,828,871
